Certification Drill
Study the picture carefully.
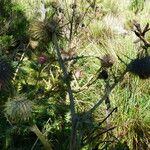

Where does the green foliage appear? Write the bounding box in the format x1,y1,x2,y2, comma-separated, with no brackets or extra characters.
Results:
0,57,14,90
129,0,145,14
101,0,121,15
0,0,28,37
111,142,130,150
0,36,15,51
0,0,150,150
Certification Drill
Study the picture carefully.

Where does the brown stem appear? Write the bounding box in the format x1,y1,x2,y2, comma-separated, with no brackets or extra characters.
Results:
83,107,117,143
69,0,77,42
133,22,150,48
134,31,150,47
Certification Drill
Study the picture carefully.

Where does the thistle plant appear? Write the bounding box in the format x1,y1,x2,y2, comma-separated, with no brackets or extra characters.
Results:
29,17,62,44
5,95,33,123
128,56,150,79
5,95,53,150
127,22,150,79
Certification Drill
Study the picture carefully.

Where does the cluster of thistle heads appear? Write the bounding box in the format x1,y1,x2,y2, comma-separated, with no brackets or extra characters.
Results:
99,51,150,81
98,22,150,80
98,54,116,80
99,52,150,80
0,58,33,124
127,21,150,79
127,56,150,79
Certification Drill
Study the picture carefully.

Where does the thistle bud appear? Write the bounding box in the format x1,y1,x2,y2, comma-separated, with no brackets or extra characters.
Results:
98,70,108,80
127,56,150,79
37,54,47,64
5,95,33,123
100,54,116,68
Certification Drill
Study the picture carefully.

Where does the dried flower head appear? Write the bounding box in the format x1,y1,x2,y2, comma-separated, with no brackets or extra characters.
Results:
100,54,116,68
74,69,83,79
60,48,77,60
30,18,62,43
29,39,39,49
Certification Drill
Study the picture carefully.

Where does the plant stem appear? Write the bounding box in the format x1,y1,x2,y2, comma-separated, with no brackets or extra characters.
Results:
13,52,25,81
69,0,77,42
89,70,127,114
30,124,53,150
35,66,42,88
52,34,78,150
31,118,51,150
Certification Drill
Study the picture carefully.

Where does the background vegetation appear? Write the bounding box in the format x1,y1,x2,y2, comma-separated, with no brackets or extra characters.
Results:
0,0,150,150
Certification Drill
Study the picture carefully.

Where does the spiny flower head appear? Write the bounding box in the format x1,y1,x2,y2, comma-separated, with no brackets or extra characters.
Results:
100,54,116,68
5,95,33,124
37,54,47,64
128,56,150,79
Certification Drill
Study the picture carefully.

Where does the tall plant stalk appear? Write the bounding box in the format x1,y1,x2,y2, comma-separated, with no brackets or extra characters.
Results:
52,33,78,150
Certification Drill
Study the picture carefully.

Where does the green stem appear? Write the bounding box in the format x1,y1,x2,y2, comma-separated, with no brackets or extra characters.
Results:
52,34,77,150
35,66,42,88
30,124,53,150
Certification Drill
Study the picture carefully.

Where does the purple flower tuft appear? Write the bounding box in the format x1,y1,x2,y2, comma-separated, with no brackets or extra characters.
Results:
38,55,47,64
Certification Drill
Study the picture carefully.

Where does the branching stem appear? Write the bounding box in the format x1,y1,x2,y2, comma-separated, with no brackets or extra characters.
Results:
52,34,78,150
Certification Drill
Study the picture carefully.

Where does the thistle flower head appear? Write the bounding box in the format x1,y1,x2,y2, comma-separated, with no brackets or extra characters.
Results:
100,54,116,68
5,95,33,123
37,54,47,64
98,69,108,80
30,17,62,43
128,56,150,79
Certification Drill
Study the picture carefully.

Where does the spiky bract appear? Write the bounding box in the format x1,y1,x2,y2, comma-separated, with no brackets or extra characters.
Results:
29,18,62,43
5,95,33,123
100,54,116,68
